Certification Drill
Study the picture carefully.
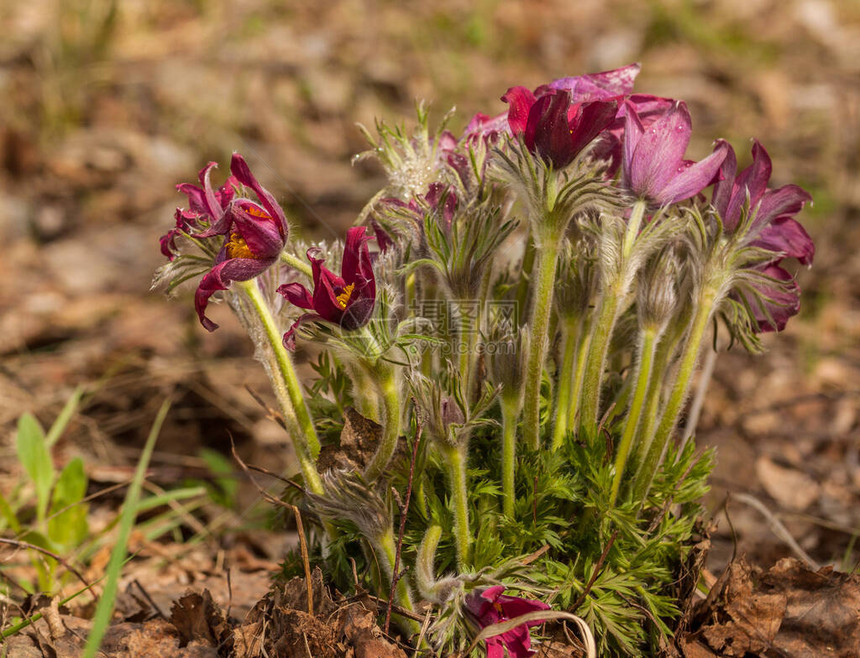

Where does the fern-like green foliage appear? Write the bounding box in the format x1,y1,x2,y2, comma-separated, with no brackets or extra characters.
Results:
283,355,713,656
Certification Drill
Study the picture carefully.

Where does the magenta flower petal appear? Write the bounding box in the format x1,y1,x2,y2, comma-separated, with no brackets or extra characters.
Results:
308,253,352,324
622,94,677,127
735,140,773,208
174,154,290,331
542,63,640,100
464,587,551,658
282,312,325,351
622,100,646,186
569,100,620,159
369,218,395,254
525,91,575,167
754,184,812,231
711,139,738,227
277,227,377,348
747,264,801,332
176,161,236,237
756,217,815,265
657,140,729,205
231,201,284,259
278,282,315,309
502,86,537,136
628,101,693,199
507,87,616,169
230,153,288,240
195,257,275,331
464,111,509,139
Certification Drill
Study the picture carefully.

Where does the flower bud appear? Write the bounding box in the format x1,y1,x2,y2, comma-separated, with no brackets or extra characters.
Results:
485,327,529,402
554,239,597,319
637,250,680,332
307,469,391,540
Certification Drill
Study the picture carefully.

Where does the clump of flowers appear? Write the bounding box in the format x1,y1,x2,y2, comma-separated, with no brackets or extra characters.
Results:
155,62,813,657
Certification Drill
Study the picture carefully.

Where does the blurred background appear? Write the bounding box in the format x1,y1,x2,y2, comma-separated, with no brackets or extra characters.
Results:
0,0,858,572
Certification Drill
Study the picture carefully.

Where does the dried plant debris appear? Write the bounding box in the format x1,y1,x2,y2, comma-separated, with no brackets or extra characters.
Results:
679,557,860,657
2,617,217,658
169,590,232,651
235,568,407,658
317,406,383,473
158,569,406,658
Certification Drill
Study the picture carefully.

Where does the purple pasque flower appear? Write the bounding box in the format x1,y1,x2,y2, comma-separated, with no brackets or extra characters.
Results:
278,226,377,350
194,154,290,331
464,586,551,658
713,140,813,331
712,139,813,261
502,86,618,169
621,99,728,206
176,161,238,236
159,163,238,261
463,64,640,145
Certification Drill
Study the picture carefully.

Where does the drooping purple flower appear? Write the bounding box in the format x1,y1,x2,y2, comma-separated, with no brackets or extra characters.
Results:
502,86,618,169
621,99,728,205
463,64,641,144
464,586,551,658
278,226,377,350
176,161,238,237
159,163,238,261
193,154,290,331
713,140,813,331
594,94,679,176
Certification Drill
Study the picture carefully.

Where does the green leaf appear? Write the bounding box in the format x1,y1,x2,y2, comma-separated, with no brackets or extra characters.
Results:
0,491,21,533
83,399,170,658
48,458,89,550
45,387,83,448
15,414,55,523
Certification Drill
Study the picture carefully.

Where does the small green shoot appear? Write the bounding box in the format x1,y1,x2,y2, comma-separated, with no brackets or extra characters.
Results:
82,399,170,658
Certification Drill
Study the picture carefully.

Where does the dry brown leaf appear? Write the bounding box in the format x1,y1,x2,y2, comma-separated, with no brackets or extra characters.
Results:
317,406,383,472
169,589,231,650
686,557,860,657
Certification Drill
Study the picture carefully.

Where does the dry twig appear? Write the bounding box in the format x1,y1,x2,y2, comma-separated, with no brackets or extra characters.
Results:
385,415,423,635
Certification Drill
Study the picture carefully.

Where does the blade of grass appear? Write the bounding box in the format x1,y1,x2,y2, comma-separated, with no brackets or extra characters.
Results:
45,386,84,448
134,486,208,512
81,399,170,658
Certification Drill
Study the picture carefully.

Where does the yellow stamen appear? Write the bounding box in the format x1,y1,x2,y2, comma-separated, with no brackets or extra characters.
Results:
336,283,355,309
226,232,256,259
245,205,271,220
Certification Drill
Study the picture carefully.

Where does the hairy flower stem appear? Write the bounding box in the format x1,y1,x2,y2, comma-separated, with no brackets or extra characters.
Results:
375,529,420,635
631,317,686,473
579,200,647,438
364,364,401,482
516,227,536,314
279,251,313,278
578,280,621,438
416,523,443,596
238,280,323,495
610,327,659,506
348,362,380,422
442,443,471,570
457,300,480,404
501,394,521,517
632,287,716,501
565,313,591,435
522,236,562,450
551,314,581,450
